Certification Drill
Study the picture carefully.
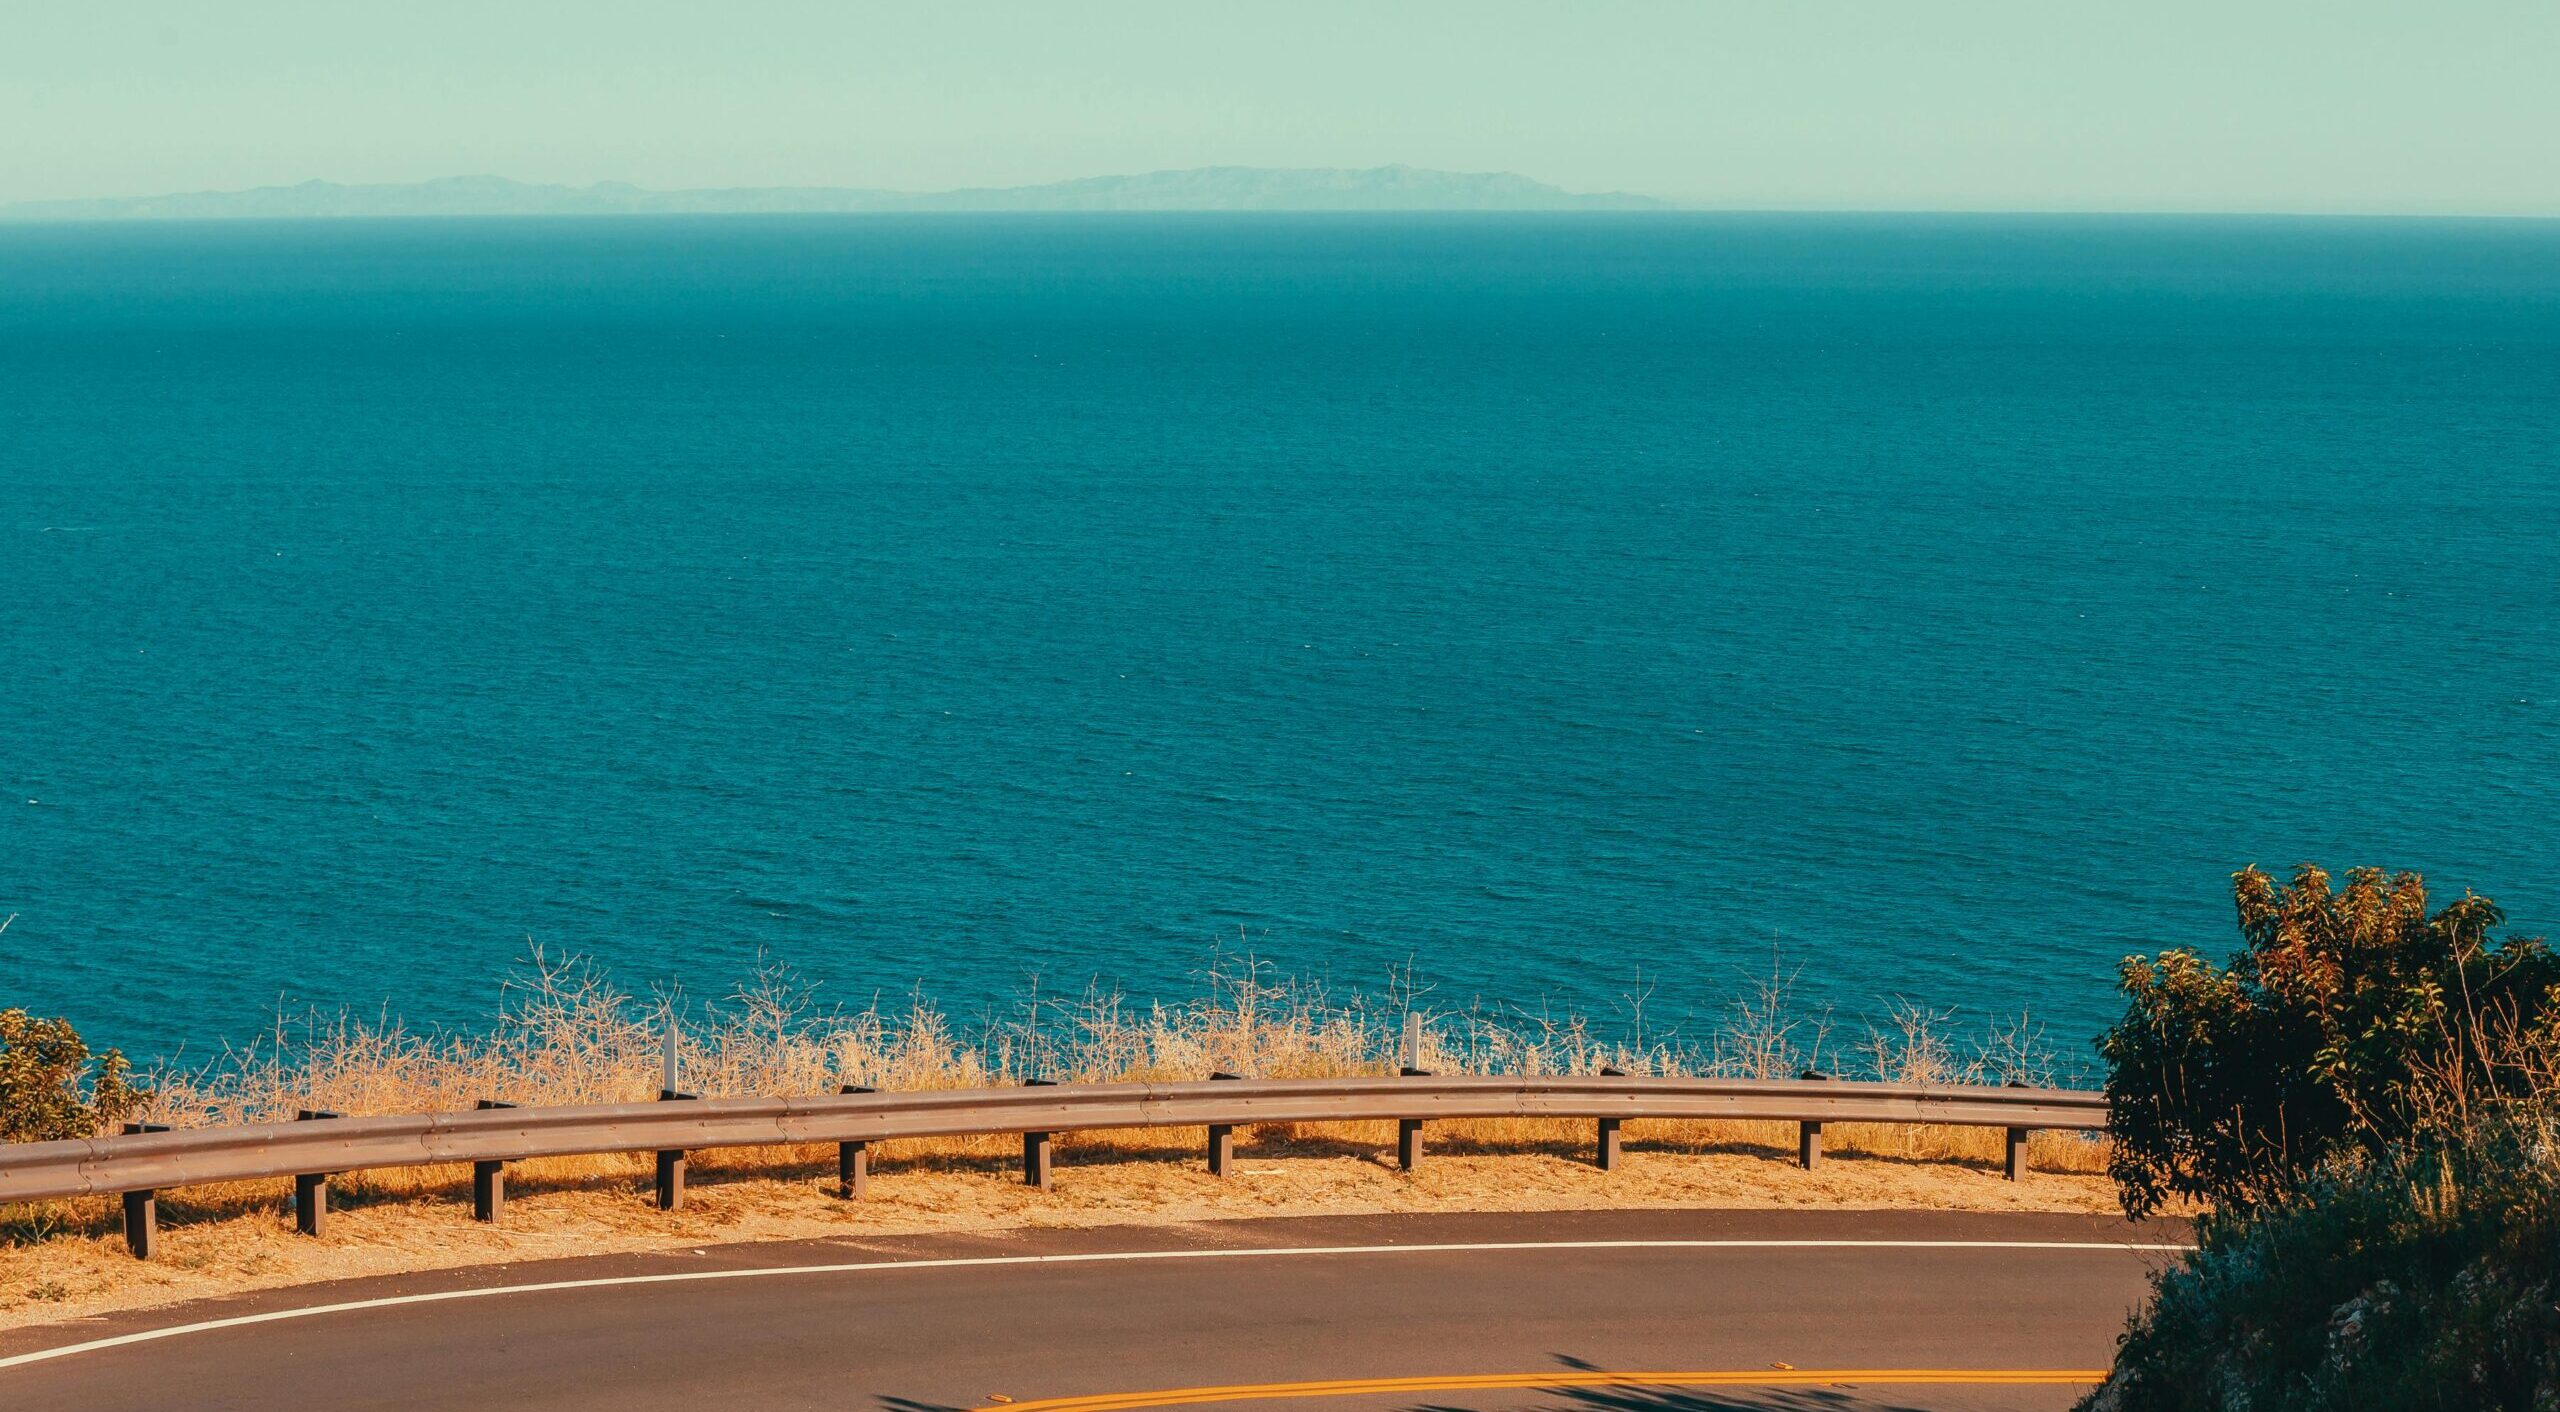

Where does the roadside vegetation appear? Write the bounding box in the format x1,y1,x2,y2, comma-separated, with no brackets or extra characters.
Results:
137,947,2074,1119
2085,865,2560,1411
11,947,2092,1183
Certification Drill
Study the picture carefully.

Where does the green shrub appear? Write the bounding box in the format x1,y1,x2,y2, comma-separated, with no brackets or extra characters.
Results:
0,1009,151,1143
2086,865,2560,1409
2085,1118,2560,1411
2100,865,2560,1218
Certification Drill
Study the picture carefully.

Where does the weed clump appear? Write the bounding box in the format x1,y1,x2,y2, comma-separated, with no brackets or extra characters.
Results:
0,1009,150,1143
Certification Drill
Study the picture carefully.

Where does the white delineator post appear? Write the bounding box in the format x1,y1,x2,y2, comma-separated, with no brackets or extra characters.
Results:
1397,1012,1427,1171
655,1011,695,1210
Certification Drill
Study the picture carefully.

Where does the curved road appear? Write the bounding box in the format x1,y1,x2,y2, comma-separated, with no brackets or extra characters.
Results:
1,1209,2183,1412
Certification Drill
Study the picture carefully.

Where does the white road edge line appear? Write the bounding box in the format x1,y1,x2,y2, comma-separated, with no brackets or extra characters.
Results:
0,1237,2194,1373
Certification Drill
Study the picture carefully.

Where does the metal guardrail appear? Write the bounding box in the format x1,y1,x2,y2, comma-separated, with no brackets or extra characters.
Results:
0,1074,2108,1259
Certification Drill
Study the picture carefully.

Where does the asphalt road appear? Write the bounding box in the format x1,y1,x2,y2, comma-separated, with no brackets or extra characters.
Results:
1,1209,2184,1412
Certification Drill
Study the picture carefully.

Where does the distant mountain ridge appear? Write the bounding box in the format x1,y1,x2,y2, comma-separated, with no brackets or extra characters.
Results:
4,167,1665,221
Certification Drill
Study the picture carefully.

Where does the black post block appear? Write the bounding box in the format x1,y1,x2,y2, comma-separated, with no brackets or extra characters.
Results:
118,1121,171,1259
836,1085,876,1199
292,1110,341,1237
471,1101,516,1222
122,1189,158,1259
655,1089,698,1211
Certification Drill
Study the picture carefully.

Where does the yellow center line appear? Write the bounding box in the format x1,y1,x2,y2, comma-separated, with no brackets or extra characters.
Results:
981,1368,2110,1412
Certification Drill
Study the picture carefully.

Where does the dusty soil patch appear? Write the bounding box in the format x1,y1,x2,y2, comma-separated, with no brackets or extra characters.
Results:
1,1120,2122,1332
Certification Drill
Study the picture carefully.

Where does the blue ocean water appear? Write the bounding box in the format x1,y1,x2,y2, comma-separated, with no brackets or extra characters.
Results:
4,214,2556,1065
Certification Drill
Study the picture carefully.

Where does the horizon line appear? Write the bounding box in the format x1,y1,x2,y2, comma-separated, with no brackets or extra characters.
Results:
8,167,2557,223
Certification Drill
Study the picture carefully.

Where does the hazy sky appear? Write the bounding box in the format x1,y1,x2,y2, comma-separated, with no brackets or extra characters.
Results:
8,0,2556,214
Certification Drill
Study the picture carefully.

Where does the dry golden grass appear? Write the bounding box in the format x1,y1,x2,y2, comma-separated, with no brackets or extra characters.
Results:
2,953,2121,1331
130,950,2083,1124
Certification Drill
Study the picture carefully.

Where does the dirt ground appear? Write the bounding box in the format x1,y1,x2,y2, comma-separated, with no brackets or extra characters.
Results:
0,1122,2133,1333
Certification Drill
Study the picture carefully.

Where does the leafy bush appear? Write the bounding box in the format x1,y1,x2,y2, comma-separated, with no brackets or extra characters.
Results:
0,1009,150,1143
2100,864,2560,1218
2086,865,2560,1409
2085,1117,2560,1411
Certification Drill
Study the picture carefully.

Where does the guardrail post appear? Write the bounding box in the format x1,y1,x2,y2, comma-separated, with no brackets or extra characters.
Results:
1798,1070,1829,1170
472,1100,516,1221
1022,1078,1056,1190
119,1122,171,1259
293,1109,342,1237
836,1085,874,1198
656,1088,698,1210
1594,1066,1627,1171
122,1189,158,1260
2004,1079,2032,1181
1206,1070,1242,1175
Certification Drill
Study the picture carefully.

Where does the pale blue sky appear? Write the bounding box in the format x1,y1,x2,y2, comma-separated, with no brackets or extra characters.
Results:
7,0,2555,213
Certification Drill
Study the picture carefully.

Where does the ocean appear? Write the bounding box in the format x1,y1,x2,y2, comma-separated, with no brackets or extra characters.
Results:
4,213,2556,1065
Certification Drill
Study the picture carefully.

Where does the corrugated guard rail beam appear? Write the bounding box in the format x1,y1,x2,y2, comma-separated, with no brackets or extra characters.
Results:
0,1074,2108,1255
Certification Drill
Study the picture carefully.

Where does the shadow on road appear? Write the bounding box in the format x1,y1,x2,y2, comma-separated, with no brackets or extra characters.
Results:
1398,1355,1938,1412
880,1391,1920,1412
872,1355,1959,1412
1405,1384,1922,1411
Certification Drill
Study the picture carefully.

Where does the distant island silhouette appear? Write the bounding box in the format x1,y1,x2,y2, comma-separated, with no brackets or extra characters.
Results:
3,166,1666,221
